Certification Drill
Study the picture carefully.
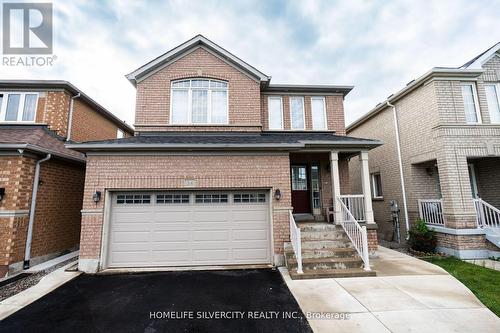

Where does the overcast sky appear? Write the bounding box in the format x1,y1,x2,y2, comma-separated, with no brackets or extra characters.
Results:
2,0,500,127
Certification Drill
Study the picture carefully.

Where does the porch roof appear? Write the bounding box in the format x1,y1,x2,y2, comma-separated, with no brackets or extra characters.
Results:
66,132,382,152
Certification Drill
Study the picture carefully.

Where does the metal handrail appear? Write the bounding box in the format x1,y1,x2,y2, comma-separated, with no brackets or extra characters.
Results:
418,199,445,226
289,211,303,274
337,197,370,271
339,194,366,222
474,198,500,230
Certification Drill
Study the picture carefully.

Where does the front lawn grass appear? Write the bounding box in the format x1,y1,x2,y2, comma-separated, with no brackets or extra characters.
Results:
425,257,500,317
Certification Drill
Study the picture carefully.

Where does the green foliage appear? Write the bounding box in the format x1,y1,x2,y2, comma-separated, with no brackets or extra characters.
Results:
408,219,437,253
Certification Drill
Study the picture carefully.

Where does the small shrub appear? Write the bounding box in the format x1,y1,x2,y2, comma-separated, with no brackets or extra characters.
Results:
408,219,437,253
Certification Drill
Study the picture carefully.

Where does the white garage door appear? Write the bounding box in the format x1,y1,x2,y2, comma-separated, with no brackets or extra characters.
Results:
106,191,271,268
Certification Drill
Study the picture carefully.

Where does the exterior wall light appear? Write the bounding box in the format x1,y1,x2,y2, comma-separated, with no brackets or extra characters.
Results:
274,189,282,201
92,191,102,203
0,188,5,201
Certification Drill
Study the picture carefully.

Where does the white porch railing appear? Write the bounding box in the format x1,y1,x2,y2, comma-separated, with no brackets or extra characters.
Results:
337,197,370,271
339,194,365,222
289,210,303,274
474,198,500,230
418,199,445,226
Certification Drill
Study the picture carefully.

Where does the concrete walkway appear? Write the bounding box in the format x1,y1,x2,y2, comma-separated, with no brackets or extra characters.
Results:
281,246,500,333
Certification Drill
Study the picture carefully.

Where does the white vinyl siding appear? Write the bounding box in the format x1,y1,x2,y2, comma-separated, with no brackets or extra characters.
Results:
268,96,283,130
290,96,305,130
0,92,38,122
311,97,327,130
170,79,228,125
485,84,500,123
460,83,481,124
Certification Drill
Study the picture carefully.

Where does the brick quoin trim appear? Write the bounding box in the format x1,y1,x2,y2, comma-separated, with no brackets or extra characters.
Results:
79,154,292,261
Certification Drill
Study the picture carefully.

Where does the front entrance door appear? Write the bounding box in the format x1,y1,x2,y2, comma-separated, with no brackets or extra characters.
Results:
291,165,311,213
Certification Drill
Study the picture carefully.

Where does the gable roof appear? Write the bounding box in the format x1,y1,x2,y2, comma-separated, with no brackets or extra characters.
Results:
126,35,271,86
460,41,500,69
0,125,85,163
0,80,134,134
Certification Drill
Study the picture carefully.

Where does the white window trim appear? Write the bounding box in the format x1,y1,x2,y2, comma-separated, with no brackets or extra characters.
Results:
116,129,124,139
290,96,306,130
311,96,327,130
485,83,500,124
267,96,283,130
461,82,482,124
169,78,229,125
0,91,39,123
371,172,383,199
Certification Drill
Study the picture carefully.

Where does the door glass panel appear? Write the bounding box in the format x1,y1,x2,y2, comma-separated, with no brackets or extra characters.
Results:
291,166,307,190
311,165,321,208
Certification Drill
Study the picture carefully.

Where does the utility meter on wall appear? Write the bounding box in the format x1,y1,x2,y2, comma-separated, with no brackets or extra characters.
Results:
390,200,400,213
389,200,401,243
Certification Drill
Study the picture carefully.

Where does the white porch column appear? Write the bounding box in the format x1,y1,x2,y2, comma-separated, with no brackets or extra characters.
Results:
360,151,375,224
330,151,343,224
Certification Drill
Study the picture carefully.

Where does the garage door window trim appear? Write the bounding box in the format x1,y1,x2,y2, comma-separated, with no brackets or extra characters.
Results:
195,193,229,204
234,193,266,203
156,193,190,204
116,194,151,204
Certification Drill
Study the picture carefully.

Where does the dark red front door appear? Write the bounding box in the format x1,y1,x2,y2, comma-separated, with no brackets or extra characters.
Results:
291,165,311,213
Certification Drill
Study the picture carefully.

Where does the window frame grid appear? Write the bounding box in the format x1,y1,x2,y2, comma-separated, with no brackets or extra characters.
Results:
156,193,190,204
460,82,482,124
194,193,229,204
267,96,284,130
0,91,39,123
170,79,229,125
116,194,152,205
233,193,266,203
371,173,383,199
311,96,327,130
289,96,306,130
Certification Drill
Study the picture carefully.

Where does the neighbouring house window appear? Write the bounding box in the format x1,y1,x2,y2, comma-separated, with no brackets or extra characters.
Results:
311,165,321,208
116,194,151,204
371,173,383,198
311,97,327,130
170,79,228,125
195,193,229,204
117,129,124,138
460,83,481,124
268,96,283,130
0,92,38,122
291,166,308,190
485,84,500,123
234,193,266,203
290,96,305,130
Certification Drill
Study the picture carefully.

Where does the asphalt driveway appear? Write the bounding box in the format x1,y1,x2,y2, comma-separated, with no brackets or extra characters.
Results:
0,268,312,333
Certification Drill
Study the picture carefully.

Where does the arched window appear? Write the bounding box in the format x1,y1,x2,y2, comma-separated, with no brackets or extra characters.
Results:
170,79,228,124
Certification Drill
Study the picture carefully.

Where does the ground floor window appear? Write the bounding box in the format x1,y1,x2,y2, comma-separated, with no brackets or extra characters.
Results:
371,172,383,198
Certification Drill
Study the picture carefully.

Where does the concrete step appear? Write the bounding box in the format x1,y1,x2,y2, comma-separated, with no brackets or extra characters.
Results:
300,230,349,241
284,245,358,259
301,239,352,250
289,268,376,280
286,257,363,270
298,223,340,232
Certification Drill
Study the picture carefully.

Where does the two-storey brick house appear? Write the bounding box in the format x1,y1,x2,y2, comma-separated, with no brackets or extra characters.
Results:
69,35,381,278
0,80,133,276
347,42,500,259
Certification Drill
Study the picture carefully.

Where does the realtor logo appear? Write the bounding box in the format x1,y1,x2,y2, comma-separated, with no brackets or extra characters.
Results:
2,2,53,54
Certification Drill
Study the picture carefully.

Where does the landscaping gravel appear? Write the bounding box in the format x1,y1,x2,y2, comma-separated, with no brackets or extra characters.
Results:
0,258,77,302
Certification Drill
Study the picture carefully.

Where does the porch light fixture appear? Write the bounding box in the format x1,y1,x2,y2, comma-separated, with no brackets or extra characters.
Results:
274,189,282,201
0,188,5,201
92,191,102,203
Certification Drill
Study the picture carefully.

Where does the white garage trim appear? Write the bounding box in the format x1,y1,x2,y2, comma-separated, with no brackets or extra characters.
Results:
100,189,273,270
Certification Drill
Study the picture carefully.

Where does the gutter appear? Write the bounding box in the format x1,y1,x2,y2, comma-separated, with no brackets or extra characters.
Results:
387,101,410,238
66,93,81,141
24,153,51,269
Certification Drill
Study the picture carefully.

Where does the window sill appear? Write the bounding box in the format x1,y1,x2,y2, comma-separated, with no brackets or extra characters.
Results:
372,197,384,201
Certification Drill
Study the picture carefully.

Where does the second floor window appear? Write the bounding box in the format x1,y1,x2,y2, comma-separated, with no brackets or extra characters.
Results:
268,96,283,130
460,83,481,124
290,96,305,130
485,84,500,123
170,79,228,125
0,92,38,122
311,97,327,130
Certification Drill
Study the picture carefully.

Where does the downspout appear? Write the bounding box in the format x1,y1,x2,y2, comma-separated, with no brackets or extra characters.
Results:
386,101,410,238
66,93,81,141
23,154,51,269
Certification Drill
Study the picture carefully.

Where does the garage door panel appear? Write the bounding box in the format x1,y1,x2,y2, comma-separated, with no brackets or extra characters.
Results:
152,231,191,242
107,191,271,268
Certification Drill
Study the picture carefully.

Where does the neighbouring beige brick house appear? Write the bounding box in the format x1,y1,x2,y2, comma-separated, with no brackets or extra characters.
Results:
69,35,382,278
348,42,500,259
